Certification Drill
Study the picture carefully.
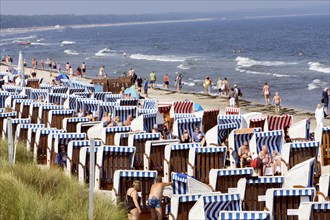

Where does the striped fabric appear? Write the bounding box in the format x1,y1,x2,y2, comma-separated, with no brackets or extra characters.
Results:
142,113,157,133
173,101,194,114
133,133,161,140
50,109,74,115
65,95,79,110
322,127,330,131
171,143,200,150
68,88,86,94
0,111,17,118
226,107,241,115
103,145,135,153
246,176,284,184
114,106,137,122
13,99,33,110
6,118,30,126
105,94,123,102
289,141,319,149
39,104,63,110
69,140,102,147
218,123,237,145
48,93,68,105
30,89,48,100
93,92,112,101
172,172,190,194
137,109,157,116
40,84,53,91
176,117,202,138
18,123,45,129
73,92,91,98
50,86,68,94
2,85,21,94
203,194,241,219
217,168,253,176
255,130,283,154
218,115,242,129
142,99,157,109
75,98,95,112
267,114,293,131
10,94,27,100
233,128,261,152
273,188,315,196
311,202,330,210
195,146,226,153
38,128,64,135
54,133,86,145
118,170,157,178
250,118,266,122
174,113,195,120
80,99,102,115
179,194,202,202
71,80,95,92
0,91,11,108
97,102,118,121
119,99,139,106
105,126,131,133
158,103,172,114
65,117,89,123
219,211,271,220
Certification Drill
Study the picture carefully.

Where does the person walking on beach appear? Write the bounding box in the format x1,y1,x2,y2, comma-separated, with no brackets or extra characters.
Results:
234,84,240,107
150,71,156,89
228,88,236,107
222,78,229,96
272,92,282,115
144,78,149,98
82,62,86,77
315,103,324,128
321,88,329,117
40,59,45,70
125,180,142,220
262,82,270,106
164,73,169,90
204,76,212,95
216,77,222,97
175,72,182,93
148,176,172,220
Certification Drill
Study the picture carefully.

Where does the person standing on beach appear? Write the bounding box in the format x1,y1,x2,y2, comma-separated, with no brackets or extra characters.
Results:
222,78,229,96
65,62,70,74
40,59,45,70
175,73,182,93
262,82,270,106
216,77,222,97
150,71,156,89
228,88,236,107
204,76,212,95
125,180,142,220
315,104,324,128
272,92,282,115
144,78,149,98
99,66,105,79
82,62,86,77
234,84,240,108
164,73,169,90
321,88,329,117
148,176,172,220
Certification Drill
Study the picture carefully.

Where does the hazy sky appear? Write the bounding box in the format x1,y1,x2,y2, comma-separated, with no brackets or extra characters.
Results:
1,1,329,15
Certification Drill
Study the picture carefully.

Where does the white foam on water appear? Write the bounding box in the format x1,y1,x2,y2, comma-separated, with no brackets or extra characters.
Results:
64,50,79,55
235,56,297,68
130,53,187,62
308,62,330,74
235,67,272,76
177,63,190,70
307,79,329,90
95,48,116,57
61,41,76,45
272,73,297,77
182,81,196,87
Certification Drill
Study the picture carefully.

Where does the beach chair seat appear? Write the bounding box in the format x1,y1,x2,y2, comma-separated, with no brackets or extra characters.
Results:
0,111,17,139
188,193,241,220
131,113,157,133
171,172,212,195
95,146,136,190
144,139,180,175
226,107,241,115
209,168,253,193
188,146,226,184
2,118,30,140
37,104,63,125
113,131,146,146
297,202,330,220
15,123,45,151
78,146,100,184
202,108,220,133
267,114,293,131
34,128,64,164
218,115,244,129
164,143,200,182
47,109,74,129
128,133,161,170
206,123,237,146
112,170,157,219
66,139,102,176
219,211,271,220
47,133,86,167
119,98,139,106
101,126,131,145
62,117,90,132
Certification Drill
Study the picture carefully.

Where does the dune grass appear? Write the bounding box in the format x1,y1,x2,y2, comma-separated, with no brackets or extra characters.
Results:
0,140,127,220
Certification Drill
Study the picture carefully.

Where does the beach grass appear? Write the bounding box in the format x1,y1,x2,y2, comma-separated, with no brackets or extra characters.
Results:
0,140,127,220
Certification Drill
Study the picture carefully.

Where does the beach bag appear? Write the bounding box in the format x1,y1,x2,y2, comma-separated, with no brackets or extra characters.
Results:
250,157,262,169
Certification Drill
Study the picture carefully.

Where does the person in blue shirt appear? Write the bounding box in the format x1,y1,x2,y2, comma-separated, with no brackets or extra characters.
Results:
191,126,206,146
144,78,149,98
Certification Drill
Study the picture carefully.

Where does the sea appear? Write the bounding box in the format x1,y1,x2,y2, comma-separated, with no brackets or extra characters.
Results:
1,14,329,112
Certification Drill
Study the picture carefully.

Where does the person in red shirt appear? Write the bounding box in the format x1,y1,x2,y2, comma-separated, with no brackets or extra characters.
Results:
163,73,169,90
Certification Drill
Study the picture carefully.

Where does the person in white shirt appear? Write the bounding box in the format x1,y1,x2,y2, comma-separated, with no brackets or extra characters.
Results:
315,103,324,128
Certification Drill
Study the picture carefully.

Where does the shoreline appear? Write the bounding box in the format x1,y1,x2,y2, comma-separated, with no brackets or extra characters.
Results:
0,64,325,131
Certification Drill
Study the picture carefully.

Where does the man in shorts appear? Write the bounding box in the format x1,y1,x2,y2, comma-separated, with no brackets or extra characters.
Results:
148,176,172,220
272,92,282,115
238,141,252,168
150,71,156,89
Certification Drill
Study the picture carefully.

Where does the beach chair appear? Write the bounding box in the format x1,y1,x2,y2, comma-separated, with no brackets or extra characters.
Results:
40,84,53,91
171,101,194,117
164,143,200,182
206,123,237,146
288,118,311,141
267,114,293,131
80,99,102,116
76,121,101,137
114,106,137,123
101,126,131,145
242,112,264,129
14,123,45,150
47,93,68,105
172,117,202,139
26,125,45,152
95,146,136,190
226,107,241,115
112,170,157,219
218,115,245,129
26,78,40,88
158,103,172,115
202,108,220,133
37,104,63,125
0,111,17,138
249,118,266,131
92,92,112,101
28,102,43,123
2,86,20,94
169,193,204,220
62,117,90,132
12,99,31,115
19,99,34,119
119,98,139,106
50,86,68,94
47,109,74,129
34,128,64,164
66,139,102,176
30,89,48,100
2,118,30,140
219,211,271,220
113,131,146,146
104,94,123,103
173,113,195,121
297,202,330,220
78,146,100,184
171,172,212,195
318,174,330,201
188,193,241,220
137,108,157,117
209,168,253,193
128,133,161,170
67,88,86,94
97,102,118,121
8,94,27,107
321,127,330,166
47,132,86,166
144,139,180,175
188,146,226,184
142,99,157,109
131,112,157,133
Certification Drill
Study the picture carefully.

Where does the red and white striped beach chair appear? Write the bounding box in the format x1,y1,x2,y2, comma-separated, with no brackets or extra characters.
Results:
267,114,293,131
226,107,241,115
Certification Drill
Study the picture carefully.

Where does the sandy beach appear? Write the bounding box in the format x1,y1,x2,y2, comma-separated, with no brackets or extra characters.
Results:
1,63,327,131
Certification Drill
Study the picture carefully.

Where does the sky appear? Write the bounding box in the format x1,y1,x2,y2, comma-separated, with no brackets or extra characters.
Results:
0,0,329,15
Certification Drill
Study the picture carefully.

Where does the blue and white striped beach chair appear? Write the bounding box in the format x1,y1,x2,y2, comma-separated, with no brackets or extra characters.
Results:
172,117,202,139
95,146,136,190
76,121,101,135
50,86,68,94
2,118,30,140
7,94,27,108
97,102,118,121
101,126,131,145
40,84,53,92
37,104,63,125
142,99,157,109
2,85,21,94
219,211,271,220
164,143,200,182
62,117,90,132
47,93,68,105
173,113,195,121
25,124,46,152
14,123,45,150
297,202,330,220
67,88,86,94
18,99,35,119
171,172,212,195
12,99,33,117
119,98,139,106
0,91,11,108
47,109,74,129
114,106,137,123
206,123,237,146
137,108,157,116
92,92,112,101
188,193,241,220
0,111,17,138
80,99,102,116
113,131,146,146
218,115,244,129
62,95,79,110
78,146,100,184
169,193,204,220
30,89,48,101
105,94,123,103
131,113,157,133
73,92,91,98
29,102,43,123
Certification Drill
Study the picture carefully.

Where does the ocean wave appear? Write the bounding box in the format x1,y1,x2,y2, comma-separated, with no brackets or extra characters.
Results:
61,41,76,45
95,48,116,57
177,63,190,70
235,56,297,68
64,50,79,55
308,62,330,74
307,79,329,90
2,35,37,42
182,81,195,87
130,53,186,62
235,67,296,77
30,42,54,46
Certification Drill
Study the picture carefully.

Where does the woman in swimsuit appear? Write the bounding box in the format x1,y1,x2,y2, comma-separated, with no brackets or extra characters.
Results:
125,180,142,220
